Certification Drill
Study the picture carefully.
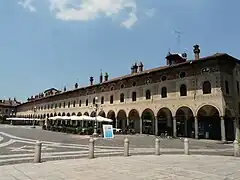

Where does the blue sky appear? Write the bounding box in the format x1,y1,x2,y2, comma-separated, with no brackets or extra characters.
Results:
0,0,240,101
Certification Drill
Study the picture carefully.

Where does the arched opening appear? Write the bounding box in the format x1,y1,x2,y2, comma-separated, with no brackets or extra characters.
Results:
50,113,53,117
224,109,235,141
180,84,187,96
77,112,82,116
141,109,154,134
43,114,46,119
90,111,96,117
145,90,151,100
62,112,65,116
202,81,211,94
58,113,61,116
54,113,57,116
84,112,89,116
107,110,116,128
66,113,70,117
161,87,167,98
175,106,194,138
72,112,76,116
197,105,221,140
120,93,124,103
128,109,140,133
98,111,106,117
117,110,127,130
157,108,173,136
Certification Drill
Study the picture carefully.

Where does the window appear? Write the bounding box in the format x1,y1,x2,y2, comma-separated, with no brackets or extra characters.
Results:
44,105,46,109
132,82,136,86
132,92,137,101
93,97,96,104
85,99,88,106
73,101,76,107
110,95,114,104
63,102,65,108
79,100,82,107
180,84,187,96
68,102,70,108
179,72,186,78
55,104,57,108
51,104,53,109
101,96,104,104
120,84,125,89
225,81,229,94
145,90,151,99
48,104,50,109
120,93,124,102
202,81,211,94
110,87,114,91
59,103,61,108
161,87,167,98
237,81,239,95
161,76,167,81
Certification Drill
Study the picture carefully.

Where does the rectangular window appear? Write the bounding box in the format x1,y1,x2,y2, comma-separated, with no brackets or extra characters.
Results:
132,92,137,101
237,81,239,95
110,95,114,104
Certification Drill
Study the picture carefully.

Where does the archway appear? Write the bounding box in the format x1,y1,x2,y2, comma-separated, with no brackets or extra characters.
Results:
84,112,89,116
197,105,221,140
224,109,234,141
58,112,61,116
128,109,140,133
83,112,90,127
72,112,76,116
107,110,116,128
141,109,155,134
50,113,53,117
98,111,106,117
66,113,70,117
90,111,96,117
175,106,194,138
54,113,57,116
62,112,65,116
77,112,82,116
157,108,173,136
117,110,127,129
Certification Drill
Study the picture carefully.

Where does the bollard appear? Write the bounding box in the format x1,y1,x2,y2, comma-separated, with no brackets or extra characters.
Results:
233,140,239,157
155,138,160,155
34,140,42,163
89,138,95,159
184,138,189,155
124,138,129,157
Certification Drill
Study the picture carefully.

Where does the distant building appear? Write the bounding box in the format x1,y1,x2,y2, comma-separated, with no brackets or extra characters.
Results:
0,98,21,120
15,44,240,141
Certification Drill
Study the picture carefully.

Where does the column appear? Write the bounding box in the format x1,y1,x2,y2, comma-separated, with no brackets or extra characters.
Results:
173,117,177,137
221,116,226,142
155,117,158,136
234,117,240,140
126,118,129,126
194,116,198,139
115,119,118,129
140,118,143,134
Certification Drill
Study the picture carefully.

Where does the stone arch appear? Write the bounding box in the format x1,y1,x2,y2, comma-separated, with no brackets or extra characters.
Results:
40,114,43,119
84,112,89,116
196,104,222,117
58,112,61,116
128,109,140,133
141,108,155,134
66,113,70,117
62,112,65,116
156,107,173,136
43,114,46,119
77,112,82,116
54,112,57,116
98,111,106,117
50,113,53,117
175,106,194,137
197,105,221,140
72,112,76,116
117,110,127,129
47,114,49,118
107,110,116,128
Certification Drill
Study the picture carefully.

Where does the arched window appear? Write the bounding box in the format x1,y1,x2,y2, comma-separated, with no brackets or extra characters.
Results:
161,87,167,98
101,96,104,104
85,99,88,106
180,84,187,96
79,100,81,107
63,102,65,108
93,97,96,104
73,101,76,107
145,90,151,99
68,102,70,108
132,91,137,101
110,95,114,104
59,103,61,108
225,80,229,94
202,81,211,94
120,93,124,102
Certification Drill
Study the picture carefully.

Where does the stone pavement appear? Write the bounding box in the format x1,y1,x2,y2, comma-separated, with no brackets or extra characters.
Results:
0,155,240,180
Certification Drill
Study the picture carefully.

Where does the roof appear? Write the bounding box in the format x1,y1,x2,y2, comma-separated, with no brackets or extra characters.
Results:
17,53,238,106
44,88,60,93
0,99,21,107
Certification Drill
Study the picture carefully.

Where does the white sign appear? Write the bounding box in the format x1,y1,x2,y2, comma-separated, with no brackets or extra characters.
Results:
102,124,114,139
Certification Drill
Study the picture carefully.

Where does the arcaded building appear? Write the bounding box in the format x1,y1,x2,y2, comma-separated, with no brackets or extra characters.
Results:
0,98,20,121
15,45,240,141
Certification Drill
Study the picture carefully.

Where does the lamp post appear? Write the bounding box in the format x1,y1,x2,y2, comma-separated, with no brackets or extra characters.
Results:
92,97,98,137
32,106,36,128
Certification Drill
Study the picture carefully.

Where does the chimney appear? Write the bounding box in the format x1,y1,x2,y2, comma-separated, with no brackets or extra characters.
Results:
131,65,134,74
104,72,109,81
64,86,67,92
134,62,138,73
193,44,200,60
75,83,78,89
138,62,143,72
90,76,94,85
100,71,103,83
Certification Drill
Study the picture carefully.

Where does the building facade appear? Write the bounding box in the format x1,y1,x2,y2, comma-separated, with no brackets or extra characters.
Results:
0,98,20,121
15,45,240,141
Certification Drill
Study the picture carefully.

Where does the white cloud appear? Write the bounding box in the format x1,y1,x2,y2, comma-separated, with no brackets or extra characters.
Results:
18,0,36,12
18,0,154,28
